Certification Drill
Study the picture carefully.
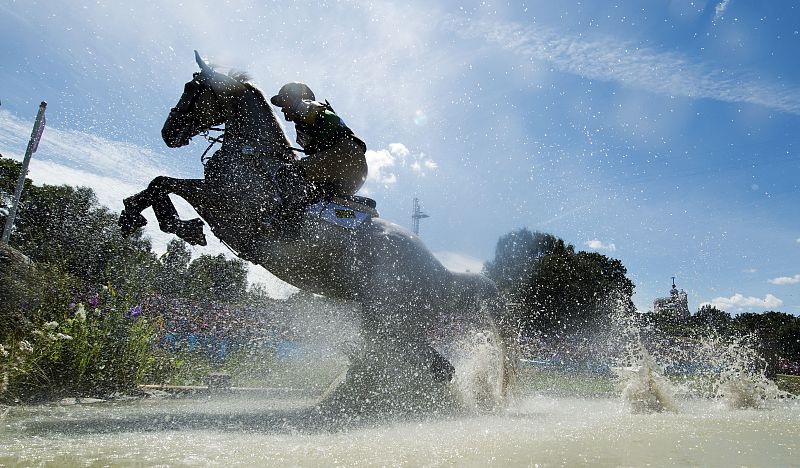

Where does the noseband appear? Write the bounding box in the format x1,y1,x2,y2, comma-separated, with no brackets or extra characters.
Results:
168,73,226,157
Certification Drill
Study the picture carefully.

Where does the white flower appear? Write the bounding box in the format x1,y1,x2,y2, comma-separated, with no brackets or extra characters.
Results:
18,340,33,353
44,321,59,331
0,344,8,358
75,307,87,323
56,333,73,341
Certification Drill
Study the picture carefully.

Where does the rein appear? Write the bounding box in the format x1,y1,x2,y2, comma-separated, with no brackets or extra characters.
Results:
200,129,224,165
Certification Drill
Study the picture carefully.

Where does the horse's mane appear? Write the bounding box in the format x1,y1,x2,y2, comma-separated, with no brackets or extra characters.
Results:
228,69,252,84
206,62,252,84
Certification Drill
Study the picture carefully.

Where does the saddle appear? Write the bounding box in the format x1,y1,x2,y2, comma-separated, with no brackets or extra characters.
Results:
306,194,378,230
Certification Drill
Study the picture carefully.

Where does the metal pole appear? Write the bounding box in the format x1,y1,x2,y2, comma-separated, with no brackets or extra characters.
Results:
411,197,429,236
2,101,47,243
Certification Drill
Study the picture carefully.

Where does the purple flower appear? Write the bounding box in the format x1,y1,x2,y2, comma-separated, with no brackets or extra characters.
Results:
88,295,99,308
128,304,143,319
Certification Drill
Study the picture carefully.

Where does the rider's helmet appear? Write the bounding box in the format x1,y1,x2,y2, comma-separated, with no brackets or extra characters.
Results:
270,82,315,107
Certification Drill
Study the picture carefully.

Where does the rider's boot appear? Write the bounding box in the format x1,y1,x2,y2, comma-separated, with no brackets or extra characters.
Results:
261,165,315,236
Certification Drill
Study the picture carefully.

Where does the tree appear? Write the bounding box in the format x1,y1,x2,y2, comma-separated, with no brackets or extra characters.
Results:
186,253,248,303
484,228,636,342
154,239,192,297
692,304,732,332
0,156,157,295
483,229,559,301
733,311,800,377
0,157,34,228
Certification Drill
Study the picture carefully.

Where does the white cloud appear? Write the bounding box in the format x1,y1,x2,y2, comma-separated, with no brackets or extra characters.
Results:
365,149,398,185
0,110,174,190
713,0,732,23
434,251,485,273
705,293,783,312
389,143,410,158
585,239,617,252
769,274,800,285
447,15,800,115
364,143,437,185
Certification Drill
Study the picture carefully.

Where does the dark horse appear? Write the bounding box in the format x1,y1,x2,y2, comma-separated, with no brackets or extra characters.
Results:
120,52,515,415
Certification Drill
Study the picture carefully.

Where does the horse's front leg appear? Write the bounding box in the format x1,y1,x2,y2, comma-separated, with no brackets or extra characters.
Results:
119,176,208,246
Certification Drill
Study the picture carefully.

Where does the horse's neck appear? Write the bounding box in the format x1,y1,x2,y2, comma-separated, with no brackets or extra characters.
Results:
221,86,294,162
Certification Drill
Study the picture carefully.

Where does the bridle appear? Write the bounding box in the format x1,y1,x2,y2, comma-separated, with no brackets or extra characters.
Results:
169,72,226,164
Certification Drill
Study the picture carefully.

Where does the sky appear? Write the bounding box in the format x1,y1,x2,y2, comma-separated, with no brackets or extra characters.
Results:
1,0,799,315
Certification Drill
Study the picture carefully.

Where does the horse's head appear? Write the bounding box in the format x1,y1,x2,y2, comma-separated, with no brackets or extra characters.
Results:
162,51,242,148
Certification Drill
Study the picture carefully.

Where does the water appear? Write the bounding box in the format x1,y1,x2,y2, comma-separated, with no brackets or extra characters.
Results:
2,317,797,466
1,393,798,466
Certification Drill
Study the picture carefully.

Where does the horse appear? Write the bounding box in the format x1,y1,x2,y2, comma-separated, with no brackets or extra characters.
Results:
119,51,516,416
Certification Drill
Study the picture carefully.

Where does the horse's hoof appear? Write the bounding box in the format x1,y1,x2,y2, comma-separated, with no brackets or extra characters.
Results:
118,210,147,236
181,218,207,246
430,356,456,383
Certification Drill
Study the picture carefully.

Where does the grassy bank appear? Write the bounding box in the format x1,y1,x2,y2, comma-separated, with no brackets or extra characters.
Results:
776,374,800,395
516,366,617,397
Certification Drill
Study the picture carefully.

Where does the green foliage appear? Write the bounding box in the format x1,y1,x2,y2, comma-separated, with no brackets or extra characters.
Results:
1,283,161,403
1,157,158,295
484,228,636,342
0,157,33,203
692,304,732,332
484,229,560,301
186,253,248,303
153,239,192,297
731,311,800,377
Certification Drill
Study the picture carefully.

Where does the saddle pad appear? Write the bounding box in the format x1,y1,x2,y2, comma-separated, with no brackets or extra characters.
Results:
307,200,372,229
329,196,379,218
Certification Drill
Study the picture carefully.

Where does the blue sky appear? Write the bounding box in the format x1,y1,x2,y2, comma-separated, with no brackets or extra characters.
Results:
1,0,799,314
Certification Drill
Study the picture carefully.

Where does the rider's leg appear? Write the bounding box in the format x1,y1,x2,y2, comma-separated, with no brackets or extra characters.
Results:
298,138,367,196
260,164,319,235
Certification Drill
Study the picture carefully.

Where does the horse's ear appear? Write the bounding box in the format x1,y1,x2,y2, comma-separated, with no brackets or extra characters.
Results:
194,50,213,75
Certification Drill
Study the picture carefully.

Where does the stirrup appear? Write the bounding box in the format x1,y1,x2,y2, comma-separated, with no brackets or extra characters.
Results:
118,209,147,236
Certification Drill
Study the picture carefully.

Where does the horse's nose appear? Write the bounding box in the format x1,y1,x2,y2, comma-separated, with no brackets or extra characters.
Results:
162,128,188,148
162,112,190,147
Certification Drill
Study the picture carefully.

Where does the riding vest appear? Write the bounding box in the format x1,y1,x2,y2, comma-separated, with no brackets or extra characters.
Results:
293,101,365,155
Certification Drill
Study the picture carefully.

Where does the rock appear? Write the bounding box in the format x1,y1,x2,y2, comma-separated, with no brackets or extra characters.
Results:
77,398,106,404
142,389,171,399
0,243,35,334
0,242,32,271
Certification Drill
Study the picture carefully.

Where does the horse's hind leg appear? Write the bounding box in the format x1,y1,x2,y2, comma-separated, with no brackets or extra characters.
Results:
120,176,208,246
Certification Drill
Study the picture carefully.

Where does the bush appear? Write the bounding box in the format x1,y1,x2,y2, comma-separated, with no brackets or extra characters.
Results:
1,279,164,403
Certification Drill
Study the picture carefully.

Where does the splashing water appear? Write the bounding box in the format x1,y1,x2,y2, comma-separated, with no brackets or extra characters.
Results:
613,348,677,413
449,329,507,412
600,306,677,413
601,305,792,412
690,333,788,409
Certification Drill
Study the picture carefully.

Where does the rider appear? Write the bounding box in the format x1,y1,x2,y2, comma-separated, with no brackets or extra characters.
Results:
269,82,368,226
